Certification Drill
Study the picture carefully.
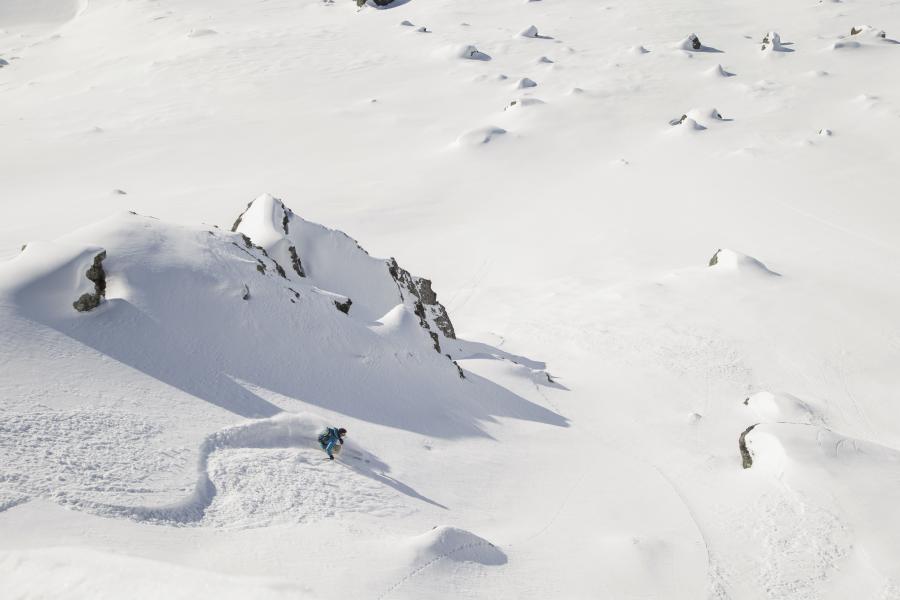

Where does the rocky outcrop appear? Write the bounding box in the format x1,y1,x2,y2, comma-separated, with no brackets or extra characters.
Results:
334,298,352,314
230,201,253,232
387,258,457,342
234,194,459,357
851,26,886,38
287,245,306,278
739,424,758,469
73,251,107,312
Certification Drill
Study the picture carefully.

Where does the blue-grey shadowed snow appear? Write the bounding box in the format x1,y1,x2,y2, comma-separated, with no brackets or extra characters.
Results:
9,215,567,438
340,447,448,509
363,0,412,9
43,299,282,419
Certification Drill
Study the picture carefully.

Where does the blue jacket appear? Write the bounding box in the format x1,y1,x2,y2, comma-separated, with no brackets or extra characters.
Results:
319,427,343,458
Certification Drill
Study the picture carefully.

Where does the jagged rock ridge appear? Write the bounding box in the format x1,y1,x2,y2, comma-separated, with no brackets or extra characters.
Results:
234,194,457,355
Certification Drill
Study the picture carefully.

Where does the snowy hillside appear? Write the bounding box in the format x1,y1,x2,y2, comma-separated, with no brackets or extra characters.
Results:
2,0,900,598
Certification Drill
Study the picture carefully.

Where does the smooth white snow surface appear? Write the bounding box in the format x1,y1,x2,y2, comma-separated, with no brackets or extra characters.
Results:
2,0,900,598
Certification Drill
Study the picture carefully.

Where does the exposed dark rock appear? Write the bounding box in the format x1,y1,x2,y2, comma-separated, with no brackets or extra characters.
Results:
233,234,290,278
288,246,306,277
743,397,750,406
20,244,27,252
739,424,758,469
709,249,722,266
669,114,688,126
453,360,465,379
689,34,702,50
73,251,107,312
231,201,254,232
428,331,441,353
357,0,394,6
334,298,352,314
387,258,457,341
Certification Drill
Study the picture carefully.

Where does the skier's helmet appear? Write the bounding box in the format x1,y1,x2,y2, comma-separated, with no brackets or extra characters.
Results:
338,428,347,436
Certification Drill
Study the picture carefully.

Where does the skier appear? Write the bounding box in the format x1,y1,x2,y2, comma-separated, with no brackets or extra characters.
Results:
318,427,347,460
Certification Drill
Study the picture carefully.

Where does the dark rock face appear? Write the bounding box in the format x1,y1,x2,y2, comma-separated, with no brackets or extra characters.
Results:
231,201,253,232
357,0,394,6
288,246,306,278
709,249,723,266
234,234,289,279
73,251,107,312
689,34,702,50
334,298,352,314
387,258,457,342
739,424,758,469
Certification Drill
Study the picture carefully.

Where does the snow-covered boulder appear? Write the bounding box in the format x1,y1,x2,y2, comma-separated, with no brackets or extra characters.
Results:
760,31,784,52
678,33,703,51
406,526,507,566
708,248,779,276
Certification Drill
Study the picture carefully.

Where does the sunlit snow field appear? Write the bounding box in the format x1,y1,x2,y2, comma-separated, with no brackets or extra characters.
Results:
2,0,900,598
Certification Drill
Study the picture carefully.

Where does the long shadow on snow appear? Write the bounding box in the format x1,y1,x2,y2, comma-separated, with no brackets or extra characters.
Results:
39,298,281,419
28,295,566,437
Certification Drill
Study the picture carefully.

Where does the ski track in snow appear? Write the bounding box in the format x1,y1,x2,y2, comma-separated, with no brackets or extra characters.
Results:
0,412,408,528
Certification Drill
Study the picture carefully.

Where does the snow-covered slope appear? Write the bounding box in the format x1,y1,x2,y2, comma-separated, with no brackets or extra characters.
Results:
2,0,900,598
0,200,564,515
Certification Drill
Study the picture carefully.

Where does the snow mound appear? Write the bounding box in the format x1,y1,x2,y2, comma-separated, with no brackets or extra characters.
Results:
407,526,507,566
187,28,218,38
832,26,897,49
705,64,735,77
456,125,507,146
518,25,549,39
0,205,564,443
505,97,545,111
456,45,491,61
760,31,789,53
707,248,779,276
745,391,821,425
0,0,86,29
667,116,706,132
675,33,719,53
